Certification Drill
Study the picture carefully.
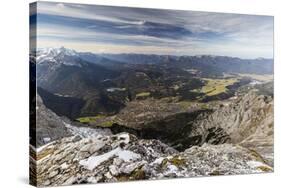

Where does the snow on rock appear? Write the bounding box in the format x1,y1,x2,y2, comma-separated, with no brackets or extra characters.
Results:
165,165,179,175
64,122,111,138
246,161,273,171
36,47,81,67
80,147,141,171
32,131,273,187
33,140,56,153
151,157,165,165
117,149,141,162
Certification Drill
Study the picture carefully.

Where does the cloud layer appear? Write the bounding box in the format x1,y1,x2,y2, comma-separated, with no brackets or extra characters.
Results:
30,2,274,58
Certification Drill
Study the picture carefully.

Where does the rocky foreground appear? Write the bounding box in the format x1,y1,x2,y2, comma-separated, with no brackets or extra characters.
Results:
30,132,272,187
30,90,274,186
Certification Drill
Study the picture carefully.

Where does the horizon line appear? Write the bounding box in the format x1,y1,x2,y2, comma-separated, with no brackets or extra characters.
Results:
32,46,274,60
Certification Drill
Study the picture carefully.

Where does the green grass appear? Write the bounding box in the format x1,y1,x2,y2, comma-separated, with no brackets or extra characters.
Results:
161,156,186,168
77,115,115,127
99,120,115,127
76,115,106,123
194,78,238,96
136,92,151,97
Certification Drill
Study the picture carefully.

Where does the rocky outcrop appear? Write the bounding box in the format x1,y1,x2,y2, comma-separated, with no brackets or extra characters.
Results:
35,94,72,147
31,131,272,187
190,91,274,165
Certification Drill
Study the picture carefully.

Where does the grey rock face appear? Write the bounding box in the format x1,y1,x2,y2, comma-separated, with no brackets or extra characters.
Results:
35,94,71,147
32,132,272,186
190,91,273,165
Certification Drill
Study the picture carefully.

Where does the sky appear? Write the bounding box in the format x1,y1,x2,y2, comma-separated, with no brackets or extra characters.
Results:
30,2,274,58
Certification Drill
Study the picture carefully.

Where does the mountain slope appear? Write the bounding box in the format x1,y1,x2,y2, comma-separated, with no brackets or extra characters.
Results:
37,87,85,119
190,90,274,165
34,94,71,147
37,60,120,96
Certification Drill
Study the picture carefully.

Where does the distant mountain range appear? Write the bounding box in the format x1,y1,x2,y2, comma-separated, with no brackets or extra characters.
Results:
32,47,273,119
36,47,273,73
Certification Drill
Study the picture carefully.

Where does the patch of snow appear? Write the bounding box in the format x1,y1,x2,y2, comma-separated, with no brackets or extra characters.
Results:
249,80,262,86
86,177,98,183
118,150,140,162
117,133,130,144
36,47,81,66
32,140,56,153
79,147,140,170
246,160,271,169
64,122,111,138
43,137,51,143
106,87,126,92
54,93,70,97
152,157,165,165
165,165,179,174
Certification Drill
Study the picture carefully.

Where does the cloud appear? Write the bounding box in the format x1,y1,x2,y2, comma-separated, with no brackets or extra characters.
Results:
37,23,200,47
36,2,148,26
33,1,274,58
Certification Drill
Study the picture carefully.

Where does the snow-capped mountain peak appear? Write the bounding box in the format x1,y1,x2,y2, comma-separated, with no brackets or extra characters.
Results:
36,47,81,67
56,46,78,56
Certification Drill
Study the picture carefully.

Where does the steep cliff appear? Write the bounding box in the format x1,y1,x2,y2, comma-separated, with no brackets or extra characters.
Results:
190,91,273,165
35,95,71,147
